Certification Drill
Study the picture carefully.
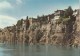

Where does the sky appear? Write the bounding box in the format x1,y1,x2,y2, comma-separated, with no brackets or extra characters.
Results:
0,0,79,28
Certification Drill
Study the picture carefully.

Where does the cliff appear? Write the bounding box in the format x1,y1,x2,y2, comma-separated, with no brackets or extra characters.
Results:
0,7,80,47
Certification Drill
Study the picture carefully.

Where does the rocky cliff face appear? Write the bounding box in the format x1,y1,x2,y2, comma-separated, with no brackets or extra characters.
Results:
0,8,80,47
73,9,80,47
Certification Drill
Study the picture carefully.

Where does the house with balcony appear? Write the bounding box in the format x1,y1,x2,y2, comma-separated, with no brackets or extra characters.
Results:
54,10,65,20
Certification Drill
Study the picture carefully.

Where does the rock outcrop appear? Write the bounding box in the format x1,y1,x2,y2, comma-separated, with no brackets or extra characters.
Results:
0,7,80,47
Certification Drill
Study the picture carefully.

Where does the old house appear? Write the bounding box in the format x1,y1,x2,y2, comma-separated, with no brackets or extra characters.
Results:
73,10,78,16
21,16,30,31
29,18,40,25
54,10,64,20
22,20,26,31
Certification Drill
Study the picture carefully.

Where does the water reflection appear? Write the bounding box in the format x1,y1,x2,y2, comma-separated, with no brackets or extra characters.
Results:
0,44,80,56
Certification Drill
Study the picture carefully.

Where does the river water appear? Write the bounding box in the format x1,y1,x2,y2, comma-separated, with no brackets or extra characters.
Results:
0,44,80,56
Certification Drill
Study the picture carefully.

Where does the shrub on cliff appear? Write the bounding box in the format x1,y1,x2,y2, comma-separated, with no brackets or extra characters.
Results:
56,18,62,24
0,29,2,32
62,18,70,24
35,29,43,43
56,17,70,25
30,23,39,31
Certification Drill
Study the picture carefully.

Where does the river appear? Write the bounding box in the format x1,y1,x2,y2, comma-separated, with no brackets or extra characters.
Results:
0,44,80,56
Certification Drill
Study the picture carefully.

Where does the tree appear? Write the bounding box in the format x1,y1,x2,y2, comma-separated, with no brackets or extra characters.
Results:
64,6,73,17
67,6,73,16
16,19,23,27
26,16,28,19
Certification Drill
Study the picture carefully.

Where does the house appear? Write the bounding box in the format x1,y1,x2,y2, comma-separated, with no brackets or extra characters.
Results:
73,9,80,22
29,18,39,25
22,19,30,31
22,20,26,31
73,10,78,16
54,10,64,20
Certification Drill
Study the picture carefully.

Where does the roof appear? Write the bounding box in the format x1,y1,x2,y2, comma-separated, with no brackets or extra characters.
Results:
55,10,64,13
